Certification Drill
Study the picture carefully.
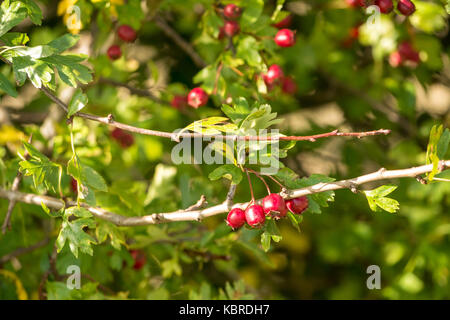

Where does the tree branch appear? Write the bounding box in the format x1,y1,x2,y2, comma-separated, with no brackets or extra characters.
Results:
0,237,50,265
153,15,207,68
1,161,448,227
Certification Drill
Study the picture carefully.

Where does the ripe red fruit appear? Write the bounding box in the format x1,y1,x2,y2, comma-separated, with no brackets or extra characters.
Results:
223,20,240,37
346,0,366,7
281,76,297,95
397,0,415,16
274,29,295,47
171,95,188,109
107,45,121,60
223,4,242,20
262,194,287,219
286,196,309,215
117,25,137,43
129,250,146,270
398,41,419,63
245,205,265,228
70,177,78,193
187,87,209,108
375,0,393,13
226,208,246,229
273,15,292,29
389,51,402,67
263,64,284,86
111,128,134,148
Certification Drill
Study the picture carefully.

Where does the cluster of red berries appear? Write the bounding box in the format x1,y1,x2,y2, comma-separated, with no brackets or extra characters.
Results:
389,41,420,67
346,0,415,16
218,4,242,39
226,194,309,229
107,25,137,60
262,64,297,94
111,127,135,148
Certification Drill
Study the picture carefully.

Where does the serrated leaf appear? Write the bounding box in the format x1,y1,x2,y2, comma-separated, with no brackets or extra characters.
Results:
208,164,243,184
0,0,28,37
67,88,88,117
0,72,17,97
95,220,126,250
437,128,450,160
426,125,444,181
364,185,399,213
0,32,29,45
56,216,96,258
19,141,62,193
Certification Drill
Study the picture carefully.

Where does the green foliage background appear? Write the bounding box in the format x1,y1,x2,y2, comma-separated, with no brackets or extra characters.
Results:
0,0,450,299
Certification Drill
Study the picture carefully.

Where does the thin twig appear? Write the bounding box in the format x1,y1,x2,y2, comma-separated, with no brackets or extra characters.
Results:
0,237,50,265
1,134,32,234
153,15,207,68
1,161,448,226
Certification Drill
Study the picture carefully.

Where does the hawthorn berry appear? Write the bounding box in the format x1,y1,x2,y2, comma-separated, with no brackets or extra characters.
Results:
274,29,295,47
129,250,146,270
273,15,292,29
70,177,78,193
263,64,284,86
223,4,242,20
389,51,402,67
107,45,121,60
226,208,246,229
223,20,240,37
245,204,266,228
187,87,209,108
111,128,134,148
171,95,188,109
282,76,297,95
286,196,309,215
117,25,137,43
346,0,366,7
398,41,419,63
397,0,415,16
375,0,393,14
262,194,287,219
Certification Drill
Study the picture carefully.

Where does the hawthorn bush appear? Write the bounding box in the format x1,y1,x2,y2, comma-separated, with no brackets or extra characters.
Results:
0,0,449,300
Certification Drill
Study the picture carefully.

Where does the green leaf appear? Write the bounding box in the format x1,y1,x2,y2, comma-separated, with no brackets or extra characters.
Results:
241,0,264,29
40,54,92,87
67,88,88,117
19,141,62,193
437,128,450,160
56,209,96,258
426,125,443,181
47,34,79,54
208,164,243,184
0,32,29,45
236,36,262,68
95,220,126,250
260,220,282,252
0,0,28,37
364,185,400,213
221,97,251,124
0,72,17,97
410,2,446,34
287,211,303,232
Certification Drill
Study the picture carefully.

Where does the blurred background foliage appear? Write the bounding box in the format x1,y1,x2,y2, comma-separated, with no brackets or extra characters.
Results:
0,0,450,299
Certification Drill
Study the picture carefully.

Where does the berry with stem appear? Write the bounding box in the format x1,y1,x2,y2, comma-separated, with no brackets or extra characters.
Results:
375,0,393,14
263,64,284,86
107,45,121,60
223,4,242,20
117,25,137,43
397,0,415,16
262,193,287,219
223,20,240,37
286,196,309,215
245,204,266,228
226,208,246,229
187,87,209,108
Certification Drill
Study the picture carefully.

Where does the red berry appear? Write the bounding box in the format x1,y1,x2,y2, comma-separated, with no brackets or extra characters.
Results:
70,177,78,193
223,4,242,20
273,15,292,29
187,87,209,108
223,20,240,37
218,26,226,40
226,208,246,229
130,250,146,270
346,0,366,7
389,51,402,67
282,76,297,95
171,95,188,109
245,205,265,228
117,25,137,43
107,45,121,60
262,194,287,219
398,41,419,63
274,29,295,47
263,64,284,86
286,196,309,215
375,0,393,13
111,128,134,148
397,0,415,16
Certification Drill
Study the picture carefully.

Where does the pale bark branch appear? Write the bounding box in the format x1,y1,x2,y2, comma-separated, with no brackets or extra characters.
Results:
1,160,448,227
